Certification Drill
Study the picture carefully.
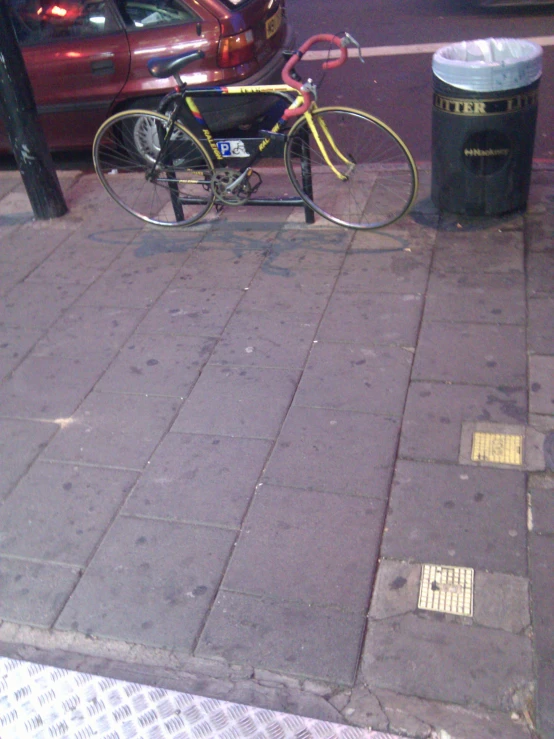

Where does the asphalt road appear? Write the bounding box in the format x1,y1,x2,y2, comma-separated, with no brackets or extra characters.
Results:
286,0,554,162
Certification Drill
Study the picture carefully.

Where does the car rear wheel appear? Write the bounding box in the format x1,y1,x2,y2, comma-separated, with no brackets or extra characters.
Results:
118,98,200,166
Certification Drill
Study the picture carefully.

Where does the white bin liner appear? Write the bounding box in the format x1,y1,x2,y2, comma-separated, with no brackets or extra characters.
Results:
432,38,542,92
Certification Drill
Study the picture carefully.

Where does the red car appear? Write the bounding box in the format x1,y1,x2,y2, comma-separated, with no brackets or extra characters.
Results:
1,0,293,154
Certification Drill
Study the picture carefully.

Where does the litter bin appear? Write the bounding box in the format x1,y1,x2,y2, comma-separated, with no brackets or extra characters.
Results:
431,38,543,216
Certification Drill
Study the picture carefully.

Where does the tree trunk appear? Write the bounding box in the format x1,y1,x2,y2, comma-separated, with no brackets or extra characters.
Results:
0,0,68,218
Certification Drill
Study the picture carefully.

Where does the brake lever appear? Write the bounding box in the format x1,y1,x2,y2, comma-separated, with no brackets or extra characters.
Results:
341,32,364,63
301,78,317,103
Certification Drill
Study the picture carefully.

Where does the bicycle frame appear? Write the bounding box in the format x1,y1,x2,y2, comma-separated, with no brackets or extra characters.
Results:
158,83,349,196
182,85,302,165
150,83,316,219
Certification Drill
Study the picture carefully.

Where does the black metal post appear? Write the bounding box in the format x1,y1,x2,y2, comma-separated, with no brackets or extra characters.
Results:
299,124,315,224
0,0,68,218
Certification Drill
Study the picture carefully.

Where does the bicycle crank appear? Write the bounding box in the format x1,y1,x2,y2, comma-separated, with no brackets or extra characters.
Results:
211,168,262,205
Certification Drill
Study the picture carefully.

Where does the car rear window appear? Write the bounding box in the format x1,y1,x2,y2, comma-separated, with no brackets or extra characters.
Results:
116,0,198,28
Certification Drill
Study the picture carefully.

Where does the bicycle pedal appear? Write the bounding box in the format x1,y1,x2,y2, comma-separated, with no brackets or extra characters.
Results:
249,170,263,194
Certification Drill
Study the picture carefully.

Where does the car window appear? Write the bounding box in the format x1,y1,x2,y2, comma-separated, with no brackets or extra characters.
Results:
9,0,121,44
115,0,197,28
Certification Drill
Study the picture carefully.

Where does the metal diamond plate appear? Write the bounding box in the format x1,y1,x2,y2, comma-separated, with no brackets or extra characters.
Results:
0,658,400,739
418,564,474,617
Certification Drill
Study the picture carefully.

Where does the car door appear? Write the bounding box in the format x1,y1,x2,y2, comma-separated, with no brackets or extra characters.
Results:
2,0,131,151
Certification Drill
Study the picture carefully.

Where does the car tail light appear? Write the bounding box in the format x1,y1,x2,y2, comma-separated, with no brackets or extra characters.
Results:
217,29,255,68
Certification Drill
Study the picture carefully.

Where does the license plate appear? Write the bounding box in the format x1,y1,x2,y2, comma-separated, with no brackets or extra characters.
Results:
265,5,282,39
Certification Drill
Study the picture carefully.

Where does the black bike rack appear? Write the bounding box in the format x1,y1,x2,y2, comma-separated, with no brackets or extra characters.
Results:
236,127,315,224
158,89,316,224
196,92,315,224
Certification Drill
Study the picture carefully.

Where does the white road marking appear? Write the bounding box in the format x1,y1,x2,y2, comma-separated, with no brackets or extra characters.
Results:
303,35,554,60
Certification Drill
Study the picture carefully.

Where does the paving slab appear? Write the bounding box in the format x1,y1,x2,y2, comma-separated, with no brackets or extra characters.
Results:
130,228,204,259
529,485,554,534
381,460,528,575
527,248,554,295
0,280,85,331
412,321,527,386
424,270,526,324
399,381,527,463
177,246,269,289
262,406,400,498
0,418,58,501
369,559,531,635
361,613,533,713
208,309,319,368
26,241,123,286
0,326,44,380
134,284,245,337
0,354,110,420
221,484,384,611
474,570,531,634
0,172,22,201
42,391,180,469
527,533,554,739
317,291,423,346
261,229,350,274
0,461,137,566
196,590,366,686
529,354,554,416
360,226,437,259
371,688,534,739
537,659,554,739
56,516,236,651
432,228,524,274
239,268,336,314
199,223,279,247
334,247,432,294
0,557,81,627
94,333,215,396
529,533,554,658
528,296,554,355
0,192,41,229
294,343,413,416
124,432,272,527
62,174,153,231
74,253,183,310
32,305,145,362
172,365,300,438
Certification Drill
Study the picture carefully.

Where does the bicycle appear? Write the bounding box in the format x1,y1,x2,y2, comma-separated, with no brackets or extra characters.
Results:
92,32,418,230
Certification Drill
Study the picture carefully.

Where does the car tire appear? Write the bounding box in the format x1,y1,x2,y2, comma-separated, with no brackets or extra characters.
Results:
120,97,200,165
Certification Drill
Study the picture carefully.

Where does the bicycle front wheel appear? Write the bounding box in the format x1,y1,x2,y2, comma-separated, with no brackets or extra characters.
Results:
93,110,215,227
284,107,418,230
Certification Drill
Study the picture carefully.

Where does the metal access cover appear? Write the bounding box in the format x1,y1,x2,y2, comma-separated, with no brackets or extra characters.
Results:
471,431,523,466
418,564,474,617
0,657,401,739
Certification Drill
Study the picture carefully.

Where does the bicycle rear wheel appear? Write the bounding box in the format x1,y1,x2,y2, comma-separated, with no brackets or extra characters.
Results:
284,106,418,229
93,110,215,227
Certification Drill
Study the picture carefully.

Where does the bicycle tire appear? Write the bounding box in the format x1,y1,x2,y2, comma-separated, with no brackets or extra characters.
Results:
284,106,418,230
93,110,215,227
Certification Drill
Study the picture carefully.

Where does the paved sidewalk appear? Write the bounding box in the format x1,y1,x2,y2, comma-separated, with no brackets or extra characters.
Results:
0,163,552,739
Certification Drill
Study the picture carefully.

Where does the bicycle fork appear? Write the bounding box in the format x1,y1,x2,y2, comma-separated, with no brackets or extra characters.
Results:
304,108,354,180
